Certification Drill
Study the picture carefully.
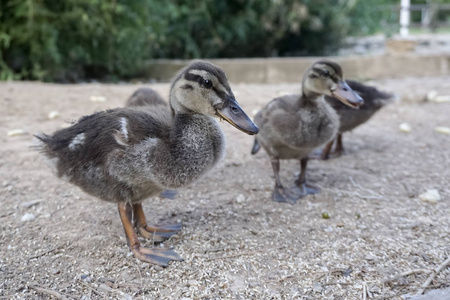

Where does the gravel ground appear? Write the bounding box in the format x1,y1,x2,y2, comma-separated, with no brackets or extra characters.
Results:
0,75,449,299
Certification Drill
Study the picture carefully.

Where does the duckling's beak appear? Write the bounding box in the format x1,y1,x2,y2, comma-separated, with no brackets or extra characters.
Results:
216,98,259,135
331,81,364,109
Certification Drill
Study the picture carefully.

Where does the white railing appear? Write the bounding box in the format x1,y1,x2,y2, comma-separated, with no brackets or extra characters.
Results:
398,0,450,36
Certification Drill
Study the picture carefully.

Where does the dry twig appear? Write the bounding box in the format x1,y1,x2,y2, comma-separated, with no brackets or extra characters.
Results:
349,177,383,199
322,282,352,286
416,256,450,295
77,279,103,296
384,269,432,284
0,212,14,218
28,242,67,260
28,284,69,300
362,282,367,300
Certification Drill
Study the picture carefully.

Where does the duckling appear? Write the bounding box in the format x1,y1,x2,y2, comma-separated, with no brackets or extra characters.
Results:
35,60,259,267
251,60,363,204
320,80,396,159
125,87,167,107
125,87,178,199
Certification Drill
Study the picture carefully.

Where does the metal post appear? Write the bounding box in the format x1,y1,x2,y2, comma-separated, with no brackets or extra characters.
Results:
400,0,410,36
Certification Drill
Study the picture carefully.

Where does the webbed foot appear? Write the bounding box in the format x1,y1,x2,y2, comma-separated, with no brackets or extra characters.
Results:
290,182,320,197
137,223,182,242
272,186,301,204
131,246,183,267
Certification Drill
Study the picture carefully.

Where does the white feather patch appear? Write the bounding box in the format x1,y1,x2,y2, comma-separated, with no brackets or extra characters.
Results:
68,133,85,150
120,117,129,140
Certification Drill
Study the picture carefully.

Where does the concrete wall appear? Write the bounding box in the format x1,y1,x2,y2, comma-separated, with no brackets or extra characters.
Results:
143,54,450,84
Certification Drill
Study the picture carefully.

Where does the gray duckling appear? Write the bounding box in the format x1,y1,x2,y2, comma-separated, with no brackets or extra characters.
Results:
320,80,396,159
125,87,167,107
35,60,259,267
251,60,363,204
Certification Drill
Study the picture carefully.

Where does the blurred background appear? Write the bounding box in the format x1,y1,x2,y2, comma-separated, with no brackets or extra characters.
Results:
0,0,449,82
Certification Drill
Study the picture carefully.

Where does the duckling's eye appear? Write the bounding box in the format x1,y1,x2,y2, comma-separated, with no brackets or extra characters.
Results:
322,70,330,77
203,79,213,89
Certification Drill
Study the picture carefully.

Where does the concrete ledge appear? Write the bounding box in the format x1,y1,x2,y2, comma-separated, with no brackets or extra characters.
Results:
144,54,450,83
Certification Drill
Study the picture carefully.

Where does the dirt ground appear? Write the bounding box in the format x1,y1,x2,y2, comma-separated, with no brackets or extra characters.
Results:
0,75,449,299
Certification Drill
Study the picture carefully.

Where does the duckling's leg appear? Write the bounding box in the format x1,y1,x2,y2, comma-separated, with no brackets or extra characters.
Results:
271,158,300,204
320,139,335,160
334,134,344,157
118,203,183,267
132,203,182,243
290,158,320,197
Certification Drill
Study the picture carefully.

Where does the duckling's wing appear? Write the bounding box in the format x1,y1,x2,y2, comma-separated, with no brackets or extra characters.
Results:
35,106,172,175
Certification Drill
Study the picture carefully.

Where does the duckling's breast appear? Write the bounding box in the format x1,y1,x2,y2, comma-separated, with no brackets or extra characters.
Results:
298,100,339,147
256,98,339,159
110,115,225,191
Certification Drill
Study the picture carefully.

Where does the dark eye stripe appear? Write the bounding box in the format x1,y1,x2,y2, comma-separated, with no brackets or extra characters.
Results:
184,73,205,85
184,72,227,99
312,67,331,77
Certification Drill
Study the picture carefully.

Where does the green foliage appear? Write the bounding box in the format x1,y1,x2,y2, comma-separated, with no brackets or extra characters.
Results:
0,0,154,81
0,0,415,81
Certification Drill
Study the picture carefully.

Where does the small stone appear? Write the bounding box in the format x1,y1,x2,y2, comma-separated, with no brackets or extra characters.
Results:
49,268,60,275
7,129,27,137
428,93,450,103
187,280,198,286
98,283,112,292
236,194,246,204
399,123,412,133
98,277,114,283
48,111,59,120
419,189,441,203
80,274,93,282
365,254,376,261
90,95,106,102
426,90,438,102
434,126,450,135
21,213,35,222
313,282,323,293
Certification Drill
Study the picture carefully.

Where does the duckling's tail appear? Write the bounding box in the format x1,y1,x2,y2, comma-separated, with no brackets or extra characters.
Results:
251,139,261,155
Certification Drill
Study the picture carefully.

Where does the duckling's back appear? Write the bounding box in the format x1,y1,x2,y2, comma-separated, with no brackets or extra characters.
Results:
125,87,167,107
326,80,395,133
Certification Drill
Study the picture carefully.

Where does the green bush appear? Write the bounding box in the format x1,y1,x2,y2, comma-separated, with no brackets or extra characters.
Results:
0,0,397,81
0,0,155,81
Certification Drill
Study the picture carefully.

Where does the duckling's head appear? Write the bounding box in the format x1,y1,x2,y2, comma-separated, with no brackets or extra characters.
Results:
302,60,364,108
170,60,259,135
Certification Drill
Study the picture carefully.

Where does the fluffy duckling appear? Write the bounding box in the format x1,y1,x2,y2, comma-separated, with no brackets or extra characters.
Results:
320,80,395,159
125,87,167,107
35,60,259,267
251,60,363,203
125,87,178,199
